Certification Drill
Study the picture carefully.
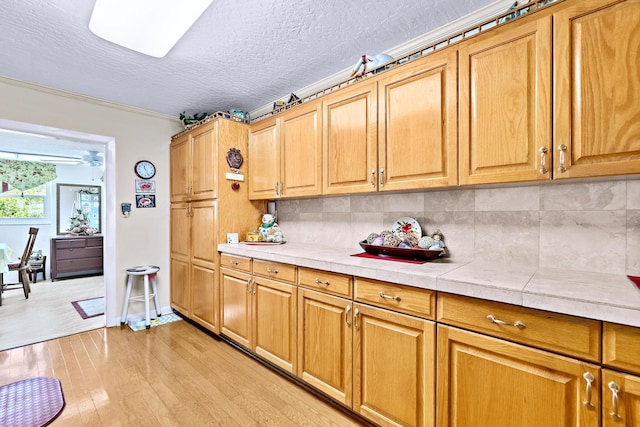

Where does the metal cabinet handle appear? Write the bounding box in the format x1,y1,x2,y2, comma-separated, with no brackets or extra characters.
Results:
379,291,401,302
379,168,385,188
274,182,279,196
557,144,568,173
279,181,284,197
486,314,525,329
345,305,351,327
583,372,595,409
370,169,376,187
608,381,622,420
314,278,330,286
246,278,252,294
354,308,360,330
266,268,278,274
539,147,548,174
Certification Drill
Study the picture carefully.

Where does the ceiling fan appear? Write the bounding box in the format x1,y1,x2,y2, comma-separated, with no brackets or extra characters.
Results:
81,150,104,166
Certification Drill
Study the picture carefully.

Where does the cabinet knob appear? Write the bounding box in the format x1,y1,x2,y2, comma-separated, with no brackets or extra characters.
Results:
608,381,622,420
557,144,568,173
538,147,548,174
582,372,595,409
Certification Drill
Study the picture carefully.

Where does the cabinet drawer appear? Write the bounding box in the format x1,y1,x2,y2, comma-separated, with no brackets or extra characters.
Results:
220,253,252,272
55,247,103,260
437,293,601,362
355,278,435,320
86,237,103,247
603,322,640,376
253,259,296,283
54,238,88,249
55,257,103,273
298,268,352,298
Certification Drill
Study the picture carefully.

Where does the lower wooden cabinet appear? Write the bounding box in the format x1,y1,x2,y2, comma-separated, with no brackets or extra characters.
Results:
297,287,353,405
220,266,297,374
296,286,436,427
437,325,600,427
353,303,435,427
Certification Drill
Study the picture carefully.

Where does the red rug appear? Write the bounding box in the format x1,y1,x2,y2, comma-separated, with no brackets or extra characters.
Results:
351,252,427,264
628,275,640,290
0,377,65,426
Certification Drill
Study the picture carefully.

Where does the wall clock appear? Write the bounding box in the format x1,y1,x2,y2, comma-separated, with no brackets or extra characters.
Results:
134,160,156,179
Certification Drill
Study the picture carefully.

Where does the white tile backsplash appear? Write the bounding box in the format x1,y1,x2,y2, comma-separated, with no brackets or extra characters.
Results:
276,177,638,274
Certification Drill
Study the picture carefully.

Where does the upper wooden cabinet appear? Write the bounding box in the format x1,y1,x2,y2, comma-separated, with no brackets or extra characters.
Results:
459,14,552,185
170,121,219,202
377,47,458,191
553,0,640,179
322,80,378,195
248,116,279,199
248,101,322,199
322,48,457,195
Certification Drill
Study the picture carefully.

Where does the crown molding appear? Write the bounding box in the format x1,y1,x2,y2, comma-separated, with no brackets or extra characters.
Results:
0,75,178,122
249,0,515,120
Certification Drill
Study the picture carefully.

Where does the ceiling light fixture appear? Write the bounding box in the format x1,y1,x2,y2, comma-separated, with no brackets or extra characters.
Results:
89,0,214,58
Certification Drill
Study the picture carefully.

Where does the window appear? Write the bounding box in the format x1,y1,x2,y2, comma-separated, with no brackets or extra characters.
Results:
0,183,48,220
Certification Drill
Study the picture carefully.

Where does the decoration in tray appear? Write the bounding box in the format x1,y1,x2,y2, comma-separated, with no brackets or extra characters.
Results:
360,217,446,261
244,213,285,243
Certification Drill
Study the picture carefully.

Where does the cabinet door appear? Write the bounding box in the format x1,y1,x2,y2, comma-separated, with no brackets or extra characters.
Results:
189,197,217,331
322,80,378,195
553,0,640,179
378,47,458,191
280,101,323,198
297,288,353,407
170,257,190,315
190,122,218,200
190,264,217,332
602,369,640,427
190,200,217,268
353,303,435,427
170,134,190,203
459,15,552,185
253,276,297,374
170,203,190,313
248,117,280,200
220,268,252,348
437,325,599,427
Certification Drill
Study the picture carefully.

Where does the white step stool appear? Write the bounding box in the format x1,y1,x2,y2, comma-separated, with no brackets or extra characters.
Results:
121,265,161,329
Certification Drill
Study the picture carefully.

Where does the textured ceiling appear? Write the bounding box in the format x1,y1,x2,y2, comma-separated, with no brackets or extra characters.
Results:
0,0,503,120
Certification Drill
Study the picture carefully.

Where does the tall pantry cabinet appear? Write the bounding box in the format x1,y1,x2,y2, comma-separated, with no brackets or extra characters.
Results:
170,116,264,333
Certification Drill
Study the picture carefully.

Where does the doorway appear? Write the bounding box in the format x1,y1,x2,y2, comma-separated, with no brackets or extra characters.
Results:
0,118,116,346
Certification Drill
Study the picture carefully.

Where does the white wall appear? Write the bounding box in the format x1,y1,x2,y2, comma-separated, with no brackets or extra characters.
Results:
0,76,183,326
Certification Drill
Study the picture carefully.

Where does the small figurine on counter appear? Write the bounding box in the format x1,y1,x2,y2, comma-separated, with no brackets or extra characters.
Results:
429,230,446,250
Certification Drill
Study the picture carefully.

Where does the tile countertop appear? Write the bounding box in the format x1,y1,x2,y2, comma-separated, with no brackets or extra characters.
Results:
218,243,640,328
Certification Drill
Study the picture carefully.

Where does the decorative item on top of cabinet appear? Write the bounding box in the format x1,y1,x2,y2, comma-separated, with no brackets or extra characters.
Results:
552,0,640,179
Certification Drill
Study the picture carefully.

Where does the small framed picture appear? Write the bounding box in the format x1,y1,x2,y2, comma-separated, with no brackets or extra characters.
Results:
136,194,156,208
135,179,156,194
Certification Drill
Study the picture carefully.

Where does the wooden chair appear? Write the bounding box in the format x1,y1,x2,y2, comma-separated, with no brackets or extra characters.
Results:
29,255,47,283
0,227,39,305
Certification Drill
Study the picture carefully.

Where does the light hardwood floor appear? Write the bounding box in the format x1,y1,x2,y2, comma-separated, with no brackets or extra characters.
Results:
0,275,104,351
0,321,368,426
